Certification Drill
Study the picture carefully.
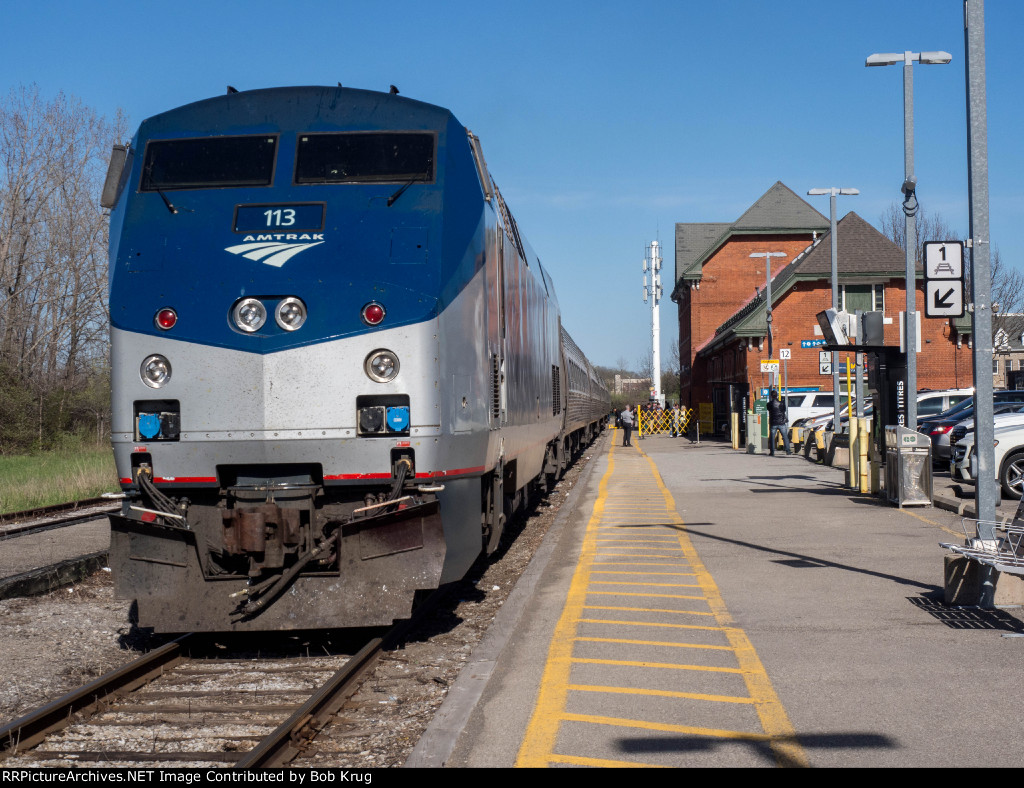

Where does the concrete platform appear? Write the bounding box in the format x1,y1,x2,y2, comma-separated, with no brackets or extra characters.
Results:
412,433,1024,768
0,518,110,599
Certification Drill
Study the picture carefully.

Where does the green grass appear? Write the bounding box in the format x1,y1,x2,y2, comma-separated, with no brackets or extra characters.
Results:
0,445,119,514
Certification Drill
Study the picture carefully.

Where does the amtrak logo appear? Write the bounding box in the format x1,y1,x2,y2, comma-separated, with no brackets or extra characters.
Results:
225,234,325,268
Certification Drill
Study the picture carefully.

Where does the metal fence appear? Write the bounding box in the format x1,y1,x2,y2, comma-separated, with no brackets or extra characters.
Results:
635,407,695,436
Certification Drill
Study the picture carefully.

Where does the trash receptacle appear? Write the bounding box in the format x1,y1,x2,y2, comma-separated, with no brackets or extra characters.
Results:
884,425,932,507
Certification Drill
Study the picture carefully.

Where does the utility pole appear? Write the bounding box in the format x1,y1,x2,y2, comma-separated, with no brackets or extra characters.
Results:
749,252,787,387
643,241,663,404
964,0,997,606
866,48,952,428
808,188,859,429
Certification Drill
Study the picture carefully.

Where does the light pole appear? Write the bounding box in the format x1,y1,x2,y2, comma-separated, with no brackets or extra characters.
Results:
963,0,997,604
866,49,952,428
808,188,859,430
750,252,787,388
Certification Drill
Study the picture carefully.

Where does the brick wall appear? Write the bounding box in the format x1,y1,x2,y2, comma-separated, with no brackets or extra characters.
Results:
734,278,973,397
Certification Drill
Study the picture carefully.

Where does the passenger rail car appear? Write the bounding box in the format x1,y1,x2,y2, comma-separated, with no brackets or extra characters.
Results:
102,86,609,632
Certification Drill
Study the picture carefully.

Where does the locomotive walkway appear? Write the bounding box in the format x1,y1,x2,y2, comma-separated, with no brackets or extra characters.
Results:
412,431,1024,768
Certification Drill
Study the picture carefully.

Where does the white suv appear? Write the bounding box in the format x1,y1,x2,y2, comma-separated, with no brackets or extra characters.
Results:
952,421,1024,499
784,392,837,428
916,388,974,420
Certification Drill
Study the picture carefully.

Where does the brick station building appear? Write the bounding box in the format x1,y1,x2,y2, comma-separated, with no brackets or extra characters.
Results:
670,182,973,425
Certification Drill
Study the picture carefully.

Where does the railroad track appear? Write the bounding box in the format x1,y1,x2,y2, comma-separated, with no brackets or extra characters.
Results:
0,616,423,767
0,498,120,539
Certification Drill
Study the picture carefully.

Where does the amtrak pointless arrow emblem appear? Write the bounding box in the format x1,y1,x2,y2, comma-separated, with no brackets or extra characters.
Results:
225,235,325,268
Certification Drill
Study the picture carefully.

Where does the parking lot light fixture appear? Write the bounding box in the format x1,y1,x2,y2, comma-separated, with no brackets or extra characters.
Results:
865,49,951,428
808,188,859,428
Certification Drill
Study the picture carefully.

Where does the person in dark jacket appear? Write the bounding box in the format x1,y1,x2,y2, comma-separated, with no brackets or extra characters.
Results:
767,389,791,456
620,406,634,446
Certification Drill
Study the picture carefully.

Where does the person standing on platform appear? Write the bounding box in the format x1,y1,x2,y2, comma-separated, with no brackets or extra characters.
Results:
767,389,791,456
620,406,634,447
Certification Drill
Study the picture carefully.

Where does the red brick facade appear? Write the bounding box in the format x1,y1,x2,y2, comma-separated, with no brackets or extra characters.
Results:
678,233,818,404
673,191,973,422
701,278,974,405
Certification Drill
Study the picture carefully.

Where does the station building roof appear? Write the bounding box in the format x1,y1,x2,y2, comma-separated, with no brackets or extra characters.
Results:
695,211,911,357
673,182,829,296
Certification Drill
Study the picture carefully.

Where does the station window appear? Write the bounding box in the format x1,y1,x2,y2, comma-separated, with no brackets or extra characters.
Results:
839,284,884,315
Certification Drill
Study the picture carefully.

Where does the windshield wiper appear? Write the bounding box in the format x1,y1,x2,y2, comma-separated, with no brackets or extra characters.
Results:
387,174,428,207
156,189,178,214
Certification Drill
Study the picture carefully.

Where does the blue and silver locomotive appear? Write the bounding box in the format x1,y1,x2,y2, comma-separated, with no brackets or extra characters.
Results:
102,86,609,632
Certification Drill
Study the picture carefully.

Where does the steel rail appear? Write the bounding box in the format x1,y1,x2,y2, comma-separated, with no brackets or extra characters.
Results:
0,635,194,755
238,594,438,768
0,498,118,526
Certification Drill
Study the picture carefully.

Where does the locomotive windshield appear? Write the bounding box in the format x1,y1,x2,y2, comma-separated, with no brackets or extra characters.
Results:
294,132,435,184
141,135,277,191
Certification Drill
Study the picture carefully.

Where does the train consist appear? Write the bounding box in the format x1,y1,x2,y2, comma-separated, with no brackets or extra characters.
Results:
101,86,609,632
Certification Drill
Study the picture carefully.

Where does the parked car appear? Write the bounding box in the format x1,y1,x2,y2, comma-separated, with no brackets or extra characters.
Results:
915,388,974,419
919,390,1024,432
952,421,1024,499
923,396,1024,466
784,391,838,428
947,403,1024,452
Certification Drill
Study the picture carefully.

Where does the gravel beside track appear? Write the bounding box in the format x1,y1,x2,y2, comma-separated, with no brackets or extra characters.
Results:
0,442,601,767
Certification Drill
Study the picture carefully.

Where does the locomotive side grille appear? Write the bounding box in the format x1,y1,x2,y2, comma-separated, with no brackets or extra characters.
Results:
492,356,501,420
552,366,561,416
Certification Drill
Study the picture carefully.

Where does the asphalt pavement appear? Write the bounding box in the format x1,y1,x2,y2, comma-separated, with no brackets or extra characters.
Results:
416,432,1024,768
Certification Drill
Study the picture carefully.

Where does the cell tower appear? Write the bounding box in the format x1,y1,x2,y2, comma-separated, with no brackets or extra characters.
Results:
643,240,662,403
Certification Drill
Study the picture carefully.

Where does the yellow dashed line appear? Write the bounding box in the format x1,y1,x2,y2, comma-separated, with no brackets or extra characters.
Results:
569,684,758,704
572,658,742,673
562,712,773,741
578,618,728,632
900,506,965,539
586,590,710,601
548,754,665,768
584,605,715,616
576,636,734,651
515,439,807,768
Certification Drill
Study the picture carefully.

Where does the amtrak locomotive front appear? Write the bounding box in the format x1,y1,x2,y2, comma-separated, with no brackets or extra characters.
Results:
103,86,608,632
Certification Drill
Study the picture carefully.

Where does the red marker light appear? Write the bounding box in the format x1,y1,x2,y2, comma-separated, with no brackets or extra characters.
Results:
155,308,178,330
362,303,386,326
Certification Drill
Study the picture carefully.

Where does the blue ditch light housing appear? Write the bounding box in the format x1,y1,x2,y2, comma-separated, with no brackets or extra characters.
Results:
386,406,410,432
137,413,162,440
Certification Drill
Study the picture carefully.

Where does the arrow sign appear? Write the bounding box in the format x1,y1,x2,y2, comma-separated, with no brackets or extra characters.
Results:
925,280,964,317
933,287,957,309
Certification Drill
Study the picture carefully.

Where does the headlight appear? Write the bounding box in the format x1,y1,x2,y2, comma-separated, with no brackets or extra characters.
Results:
275,297,307,331
364,349,399,383
233,298,267,333
141,354,172,388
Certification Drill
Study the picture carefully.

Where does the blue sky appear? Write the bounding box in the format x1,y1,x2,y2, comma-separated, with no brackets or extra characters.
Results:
4,0,1020,370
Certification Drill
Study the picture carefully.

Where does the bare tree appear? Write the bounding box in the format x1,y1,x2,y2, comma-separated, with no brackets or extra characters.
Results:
0,85,127,450
880,203,1021,343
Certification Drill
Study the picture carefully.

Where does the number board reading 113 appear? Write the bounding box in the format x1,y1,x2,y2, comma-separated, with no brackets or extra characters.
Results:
234,203,325,232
